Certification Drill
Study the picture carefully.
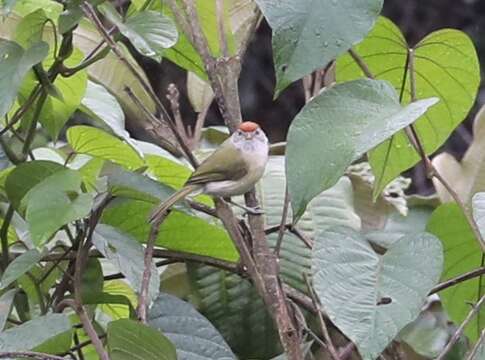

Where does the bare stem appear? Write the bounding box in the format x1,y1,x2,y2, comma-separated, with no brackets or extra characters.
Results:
466,328,485,360
430,266,485,295
215,0,229,57
303,274,341,360
436,295,485,360
0,351,66,360
275,186,290,256
137,211,168,322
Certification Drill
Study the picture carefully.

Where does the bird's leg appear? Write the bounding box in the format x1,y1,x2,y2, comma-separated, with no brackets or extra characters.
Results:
223,197,264,215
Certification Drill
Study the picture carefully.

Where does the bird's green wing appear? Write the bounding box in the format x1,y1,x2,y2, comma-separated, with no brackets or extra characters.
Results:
186,140,247,185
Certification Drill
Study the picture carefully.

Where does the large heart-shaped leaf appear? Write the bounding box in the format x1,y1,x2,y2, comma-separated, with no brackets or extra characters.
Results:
22,169,93,245
108,318,176,360
100,3,177,61
312,226,443,359
286,78,438,221
255,0,383,94
0,313,71,352
93,224,159,303
0,40,48,118
427,203,484,341
337,17,480,197
67,125,145,170
148,292,235,360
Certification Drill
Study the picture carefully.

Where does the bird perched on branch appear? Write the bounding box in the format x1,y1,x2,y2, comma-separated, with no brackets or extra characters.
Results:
149,121,269,223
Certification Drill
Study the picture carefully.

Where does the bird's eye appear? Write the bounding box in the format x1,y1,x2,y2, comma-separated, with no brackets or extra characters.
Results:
255,129,260,135
237,130,243,136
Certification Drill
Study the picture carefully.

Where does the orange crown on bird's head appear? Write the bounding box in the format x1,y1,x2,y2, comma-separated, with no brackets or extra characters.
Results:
238,121,260,132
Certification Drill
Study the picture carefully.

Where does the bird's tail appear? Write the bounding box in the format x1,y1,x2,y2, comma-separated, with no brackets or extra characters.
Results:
149,184,201,224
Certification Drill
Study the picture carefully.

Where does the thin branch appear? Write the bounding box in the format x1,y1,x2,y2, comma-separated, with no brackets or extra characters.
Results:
429,266,485,295
436,295,485,360
137,210,168,322
166,83,189,143
0,206,14,271
215,0,229,57
303,274,341,360
348,48,374,79
0,351,66,360
275,186,290,256
56,299,108,360
81,2,197,167
466,328,485,360
124,86,197,165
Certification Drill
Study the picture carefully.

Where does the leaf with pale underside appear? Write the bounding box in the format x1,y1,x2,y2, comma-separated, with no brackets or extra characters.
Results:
286,78,438,221
148,292,235,360
313,226,443,360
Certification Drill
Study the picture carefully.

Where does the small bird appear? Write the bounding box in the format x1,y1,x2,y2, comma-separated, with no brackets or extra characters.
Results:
149,121,269,223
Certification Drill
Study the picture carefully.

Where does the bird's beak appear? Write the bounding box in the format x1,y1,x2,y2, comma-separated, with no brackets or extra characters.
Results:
244,132,255,140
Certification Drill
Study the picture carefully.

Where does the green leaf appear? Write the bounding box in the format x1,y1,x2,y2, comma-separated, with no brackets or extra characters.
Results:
101,199,238,262
473,192,485,238
58,3,83,34
100,3,177,61
80,257,104,302
108,318,176,360
93,224,159,303
313,226,443,360
0,249,42,289
81,81,130,142
337,17,480,197
148,292,235,360
286,78,438,221
78,157,104,191
107,166,174,205
0,313,71,352
100,280,137,320
67,125,145,170
11,0,62,19
22,169,93,245
0,40,48,119
427,203,484,341
5,160,64,210
146,154,192,190
255,0,383,94
37,49,88,140
0,289,16,331
14,8,49,48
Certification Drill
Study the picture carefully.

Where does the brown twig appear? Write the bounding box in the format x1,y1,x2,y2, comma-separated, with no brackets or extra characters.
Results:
429,266,485,295
303,274,341,360
275,186,290,256
0,351,65,360
436,295,485,360
81,2,197,167
466,328,485,359
137,211,168,322
215,0,229,57
166,83,189,143
56,299,108,360
348,48,374,79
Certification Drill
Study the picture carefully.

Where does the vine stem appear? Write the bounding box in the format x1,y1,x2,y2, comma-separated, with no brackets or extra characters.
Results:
436,295,485,360
348,47,485,253
0,351,66,360
466,328,485,359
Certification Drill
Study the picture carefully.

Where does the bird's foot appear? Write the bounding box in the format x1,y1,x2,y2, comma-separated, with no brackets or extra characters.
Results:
243,205,265,216
226,199,265,215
